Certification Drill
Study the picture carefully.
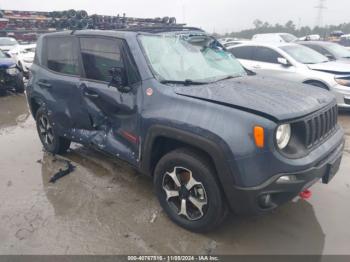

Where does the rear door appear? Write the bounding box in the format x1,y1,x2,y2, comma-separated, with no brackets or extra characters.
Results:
228,46,255,70
37,35,92,133
76,36,141,165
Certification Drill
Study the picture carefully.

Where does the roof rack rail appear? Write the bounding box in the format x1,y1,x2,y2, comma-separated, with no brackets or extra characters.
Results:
117,26,204,33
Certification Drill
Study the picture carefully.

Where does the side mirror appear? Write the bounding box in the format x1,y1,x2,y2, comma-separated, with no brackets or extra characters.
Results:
5,52,12,58
277,57,291,67
325,54,335,61
108,67,131,93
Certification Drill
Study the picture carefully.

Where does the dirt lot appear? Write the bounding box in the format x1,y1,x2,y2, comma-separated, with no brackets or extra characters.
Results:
0,93,349,255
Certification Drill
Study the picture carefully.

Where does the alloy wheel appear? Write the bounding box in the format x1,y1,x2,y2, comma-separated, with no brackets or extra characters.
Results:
38,115,55,146
162,166,208,221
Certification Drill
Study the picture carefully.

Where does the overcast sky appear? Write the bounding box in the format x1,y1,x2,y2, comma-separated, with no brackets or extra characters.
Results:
1,0,350,33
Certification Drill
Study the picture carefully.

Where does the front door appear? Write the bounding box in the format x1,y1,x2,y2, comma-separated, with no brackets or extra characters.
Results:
75,36,141,165
250,46,297,80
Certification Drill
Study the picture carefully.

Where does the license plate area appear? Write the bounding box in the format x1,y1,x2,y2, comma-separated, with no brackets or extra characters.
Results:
322,156,342,184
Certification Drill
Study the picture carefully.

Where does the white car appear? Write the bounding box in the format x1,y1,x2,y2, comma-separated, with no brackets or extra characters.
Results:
228,42,350,108
0,37,20,53
252,33,298,43
218,37,237,44
15,44,36,75
223,40,250,48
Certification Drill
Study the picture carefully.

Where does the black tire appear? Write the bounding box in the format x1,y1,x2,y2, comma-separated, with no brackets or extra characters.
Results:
14,72,25,93
35,107,71,154
154,148,227,232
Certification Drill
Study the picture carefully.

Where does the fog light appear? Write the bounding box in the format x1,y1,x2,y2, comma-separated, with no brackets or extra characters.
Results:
259,194,272,208
276,175,296,183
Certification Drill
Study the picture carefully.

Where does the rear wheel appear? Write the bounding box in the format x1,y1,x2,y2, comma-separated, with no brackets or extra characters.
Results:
154,148,227,232
35,107,71,154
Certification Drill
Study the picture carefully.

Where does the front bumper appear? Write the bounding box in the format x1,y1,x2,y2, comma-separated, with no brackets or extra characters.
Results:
332,84,350,108
0,71,22,91
228,139,344,215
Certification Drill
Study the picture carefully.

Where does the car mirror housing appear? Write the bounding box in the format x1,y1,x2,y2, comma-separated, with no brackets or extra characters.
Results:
108,67,131,93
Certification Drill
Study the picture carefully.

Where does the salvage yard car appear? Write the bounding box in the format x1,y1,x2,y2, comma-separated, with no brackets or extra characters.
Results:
228,42,350,108
299,41,350,63
0,49,24,95
26,28,344,232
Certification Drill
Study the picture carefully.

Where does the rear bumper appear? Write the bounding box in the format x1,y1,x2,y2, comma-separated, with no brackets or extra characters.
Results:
228,139,344,215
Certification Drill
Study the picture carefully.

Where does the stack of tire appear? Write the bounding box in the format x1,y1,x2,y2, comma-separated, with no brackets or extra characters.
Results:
49,9,92,30
49,10,178,30
0,9,179,31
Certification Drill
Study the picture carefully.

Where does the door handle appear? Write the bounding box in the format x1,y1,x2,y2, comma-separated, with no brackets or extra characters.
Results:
253,65,261,69
37,81,52,89
83,89,99,98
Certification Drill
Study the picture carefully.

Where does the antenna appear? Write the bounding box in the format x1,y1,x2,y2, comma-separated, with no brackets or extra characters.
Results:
315,0,327,27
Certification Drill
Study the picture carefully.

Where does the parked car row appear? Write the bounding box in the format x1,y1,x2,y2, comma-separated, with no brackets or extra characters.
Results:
0,37,36,74
222,34,350,109
0,36,35,95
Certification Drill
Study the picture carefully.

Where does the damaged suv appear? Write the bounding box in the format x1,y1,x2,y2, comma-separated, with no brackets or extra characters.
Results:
0,50,24,95
26,28,344,232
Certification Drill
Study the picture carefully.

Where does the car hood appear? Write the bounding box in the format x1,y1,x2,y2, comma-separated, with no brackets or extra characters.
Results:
307,61,350,74
174,75,335,121
0,45,17,52
0,58,16,68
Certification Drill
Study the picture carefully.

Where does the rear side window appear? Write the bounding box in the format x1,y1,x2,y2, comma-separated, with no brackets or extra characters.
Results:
229,46,254,60
45,37,79,75
304,44,333,57
253,47,281,63
79,37,123,82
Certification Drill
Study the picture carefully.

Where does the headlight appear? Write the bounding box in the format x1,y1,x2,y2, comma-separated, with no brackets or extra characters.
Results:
6,67,19,76
276,124,291,149
23,59,33,63
335,77,350,87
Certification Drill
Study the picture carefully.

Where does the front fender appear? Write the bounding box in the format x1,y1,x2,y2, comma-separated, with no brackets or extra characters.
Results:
140,124,240,207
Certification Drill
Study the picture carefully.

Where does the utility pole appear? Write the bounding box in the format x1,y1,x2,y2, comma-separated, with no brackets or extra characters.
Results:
315,0,327,27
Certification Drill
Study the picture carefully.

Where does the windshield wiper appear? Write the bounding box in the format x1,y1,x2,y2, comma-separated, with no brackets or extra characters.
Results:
160,79,208,86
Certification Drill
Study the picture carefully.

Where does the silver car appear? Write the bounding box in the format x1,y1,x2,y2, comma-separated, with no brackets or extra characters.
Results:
299,41,350,63
228,42,350,108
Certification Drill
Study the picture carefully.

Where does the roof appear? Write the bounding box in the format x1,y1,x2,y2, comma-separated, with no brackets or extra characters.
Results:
298,41,335,46
227,41,298,49
40,27,205,39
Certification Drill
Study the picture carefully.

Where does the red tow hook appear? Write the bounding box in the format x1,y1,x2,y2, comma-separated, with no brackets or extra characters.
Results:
299,189,312,199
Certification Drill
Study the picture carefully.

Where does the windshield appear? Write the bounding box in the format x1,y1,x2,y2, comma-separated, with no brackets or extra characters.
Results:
325,43,350,58
0,38,18,46
280,34,297,43
281,45,329,64
139,34,246,83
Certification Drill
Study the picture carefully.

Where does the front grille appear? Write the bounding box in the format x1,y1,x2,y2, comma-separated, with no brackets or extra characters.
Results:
303,105,338,148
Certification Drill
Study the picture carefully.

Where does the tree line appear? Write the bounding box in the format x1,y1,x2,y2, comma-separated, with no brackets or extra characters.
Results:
218,19,350,39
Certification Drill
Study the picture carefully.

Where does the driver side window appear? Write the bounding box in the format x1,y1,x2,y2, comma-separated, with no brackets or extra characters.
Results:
79,37,124,82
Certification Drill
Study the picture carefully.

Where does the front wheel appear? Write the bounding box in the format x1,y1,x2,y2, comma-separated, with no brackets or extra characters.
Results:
154,148,227,232
35,107,71,154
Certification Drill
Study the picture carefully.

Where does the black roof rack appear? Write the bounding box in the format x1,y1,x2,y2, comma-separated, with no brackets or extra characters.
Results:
117,26,204,33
